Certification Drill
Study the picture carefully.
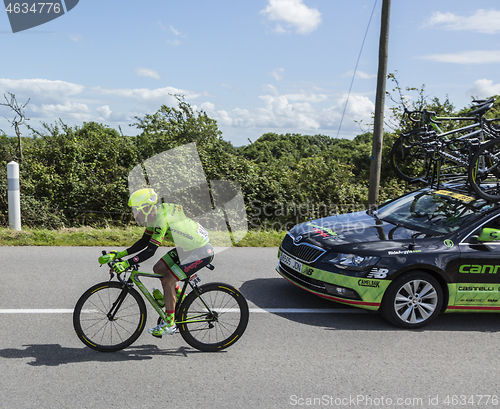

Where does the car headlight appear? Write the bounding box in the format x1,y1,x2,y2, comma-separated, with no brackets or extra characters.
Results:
325,253,380,271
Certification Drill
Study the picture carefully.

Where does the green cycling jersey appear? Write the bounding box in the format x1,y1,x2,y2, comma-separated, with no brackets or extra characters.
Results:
146,203,209,251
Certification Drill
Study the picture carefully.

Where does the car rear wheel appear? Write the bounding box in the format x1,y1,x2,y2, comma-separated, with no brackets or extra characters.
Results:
380,271,443,329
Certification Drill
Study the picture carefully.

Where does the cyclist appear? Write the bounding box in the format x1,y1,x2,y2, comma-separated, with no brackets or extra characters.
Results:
108,188,214,337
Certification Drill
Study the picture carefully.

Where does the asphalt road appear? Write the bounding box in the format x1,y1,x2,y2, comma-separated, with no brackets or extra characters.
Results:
1,247,500,409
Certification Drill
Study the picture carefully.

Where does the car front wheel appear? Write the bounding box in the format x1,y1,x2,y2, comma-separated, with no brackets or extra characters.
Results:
380,271,443,329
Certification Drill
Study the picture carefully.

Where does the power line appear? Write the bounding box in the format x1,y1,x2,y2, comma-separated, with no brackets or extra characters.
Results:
336,0,378,138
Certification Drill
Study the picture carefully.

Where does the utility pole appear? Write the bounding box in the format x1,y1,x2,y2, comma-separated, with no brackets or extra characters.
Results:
368,0,391,208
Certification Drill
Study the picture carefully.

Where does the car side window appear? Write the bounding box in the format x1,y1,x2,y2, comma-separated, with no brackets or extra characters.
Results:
469,214,500,242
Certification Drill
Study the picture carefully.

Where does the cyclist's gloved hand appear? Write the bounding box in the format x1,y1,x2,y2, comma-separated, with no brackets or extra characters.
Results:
113,260,130,274
98,250,128,265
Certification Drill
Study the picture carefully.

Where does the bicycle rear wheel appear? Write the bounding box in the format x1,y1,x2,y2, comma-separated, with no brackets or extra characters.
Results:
468,137,500,201
176,282,249,352
73,281,147,352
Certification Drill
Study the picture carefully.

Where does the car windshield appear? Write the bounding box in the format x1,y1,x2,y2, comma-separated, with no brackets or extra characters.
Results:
375,189,493,235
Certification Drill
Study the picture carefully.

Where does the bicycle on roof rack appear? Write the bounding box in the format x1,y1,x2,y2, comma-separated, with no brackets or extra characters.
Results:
73,251,249,352
390,98,500,200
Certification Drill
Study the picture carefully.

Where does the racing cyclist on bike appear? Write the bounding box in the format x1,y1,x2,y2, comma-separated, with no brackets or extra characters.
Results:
108,188,214,337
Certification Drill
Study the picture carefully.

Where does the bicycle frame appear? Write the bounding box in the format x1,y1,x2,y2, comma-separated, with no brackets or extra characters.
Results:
116,268,215,326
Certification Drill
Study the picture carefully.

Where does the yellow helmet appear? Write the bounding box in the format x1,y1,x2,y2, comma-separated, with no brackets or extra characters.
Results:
128,188,158,217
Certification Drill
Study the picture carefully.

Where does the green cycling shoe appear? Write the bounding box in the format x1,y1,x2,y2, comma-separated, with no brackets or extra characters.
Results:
148,320,177,338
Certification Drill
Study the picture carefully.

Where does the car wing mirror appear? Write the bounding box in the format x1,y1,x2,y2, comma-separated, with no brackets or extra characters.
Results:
477,228,500,242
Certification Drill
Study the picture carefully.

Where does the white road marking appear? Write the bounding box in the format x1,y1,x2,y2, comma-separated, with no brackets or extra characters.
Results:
0,308,367,314
0,309,75,313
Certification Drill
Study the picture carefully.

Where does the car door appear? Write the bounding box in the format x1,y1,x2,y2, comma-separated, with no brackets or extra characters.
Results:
457,214,500,308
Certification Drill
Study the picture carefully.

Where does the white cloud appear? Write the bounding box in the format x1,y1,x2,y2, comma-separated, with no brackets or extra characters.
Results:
96,105,112,119
419,50,500,64
203,86,374,139
424,9,500,34
93,86,201,103
0,77,373,143
270,68,285,81
166,25,182,45
0,78,84,101
221,82,243,94
201,102,215,111
170,25,180,36
135,67,160,80
70,33,83,42
30,101,92,121
261,0,322,34
343,70,377,80
467,79,500,99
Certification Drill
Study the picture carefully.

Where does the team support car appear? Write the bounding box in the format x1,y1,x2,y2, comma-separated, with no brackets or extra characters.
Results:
276,185,500,328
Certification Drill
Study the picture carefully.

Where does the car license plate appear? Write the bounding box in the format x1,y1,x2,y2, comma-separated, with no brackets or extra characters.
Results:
281,253,303,274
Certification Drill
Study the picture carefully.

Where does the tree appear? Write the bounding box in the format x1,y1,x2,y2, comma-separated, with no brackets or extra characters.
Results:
0,92,30,161
132,94,224,159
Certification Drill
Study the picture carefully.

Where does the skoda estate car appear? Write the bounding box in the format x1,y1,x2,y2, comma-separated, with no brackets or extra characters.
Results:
277,185,500,328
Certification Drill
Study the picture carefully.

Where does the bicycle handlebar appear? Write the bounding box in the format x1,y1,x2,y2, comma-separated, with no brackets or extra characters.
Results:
100,250,138,284
403,97,496,126
403,108,439,124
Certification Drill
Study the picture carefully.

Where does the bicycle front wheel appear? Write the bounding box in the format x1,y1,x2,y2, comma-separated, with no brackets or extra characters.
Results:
468,137,500,201
177,282,249,352
391,133,432,182
73,281,147,352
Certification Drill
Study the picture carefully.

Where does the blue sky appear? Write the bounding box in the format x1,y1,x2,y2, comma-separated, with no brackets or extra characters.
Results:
1,0,500,146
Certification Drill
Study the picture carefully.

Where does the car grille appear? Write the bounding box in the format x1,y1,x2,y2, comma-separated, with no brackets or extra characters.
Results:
278,262,327,291
281,233,326,263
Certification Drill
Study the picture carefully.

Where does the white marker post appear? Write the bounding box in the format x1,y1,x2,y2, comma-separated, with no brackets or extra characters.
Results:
7,161,21,231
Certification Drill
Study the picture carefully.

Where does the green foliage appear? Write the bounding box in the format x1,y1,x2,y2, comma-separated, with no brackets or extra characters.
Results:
386,72,457,133
0,88,486,232
132,95,224,157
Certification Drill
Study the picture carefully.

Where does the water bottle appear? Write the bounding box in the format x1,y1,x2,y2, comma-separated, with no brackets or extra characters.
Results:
152,288,165,307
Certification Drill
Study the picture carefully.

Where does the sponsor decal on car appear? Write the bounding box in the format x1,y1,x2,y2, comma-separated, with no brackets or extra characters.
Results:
444,239,454,248
358,279,380,288
326,235,348,244
458,286,495,291
387,249,422,255
434,190,475,203
305,222,338,237
459,264,500,274
367,268,389,279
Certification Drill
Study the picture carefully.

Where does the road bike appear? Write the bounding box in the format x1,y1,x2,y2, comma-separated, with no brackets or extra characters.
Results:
390,99,500,199
73,251,249,352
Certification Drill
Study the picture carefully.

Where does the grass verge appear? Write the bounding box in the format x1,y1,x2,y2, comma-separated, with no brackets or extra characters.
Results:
0,227,287,247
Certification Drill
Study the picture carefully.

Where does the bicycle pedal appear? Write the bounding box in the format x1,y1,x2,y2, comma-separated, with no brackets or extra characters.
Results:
151,334,162,339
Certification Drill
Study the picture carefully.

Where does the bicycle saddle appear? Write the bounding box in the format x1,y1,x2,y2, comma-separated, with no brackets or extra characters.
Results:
468,101,494,117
